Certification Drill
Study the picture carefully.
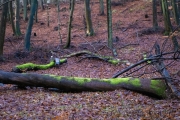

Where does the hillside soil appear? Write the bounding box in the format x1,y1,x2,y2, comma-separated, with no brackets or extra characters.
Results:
0,0,180,119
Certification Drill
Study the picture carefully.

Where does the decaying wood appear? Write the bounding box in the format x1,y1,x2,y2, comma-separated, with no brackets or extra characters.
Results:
58,50,123,65
0,70,167,98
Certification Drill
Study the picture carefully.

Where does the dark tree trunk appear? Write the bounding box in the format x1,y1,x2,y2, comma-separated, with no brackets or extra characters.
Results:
0,0,8,60
161,0,172,35
64,0,75,48
24,0,38,51
8,1,16,34
99,0,104,15
106,0,113,49
172,0,179,25
152,0,158,29
15,0,21,36
23,0,28,21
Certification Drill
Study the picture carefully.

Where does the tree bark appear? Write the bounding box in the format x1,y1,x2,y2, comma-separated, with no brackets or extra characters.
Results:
15,0,21,36
39,0,44,10
152,0,158,30
161,0,172,35
57,0,62,44
23,0,28,21
64,0,75,48
172,0,179,25
85,0,94,36
8,1,16,34
99,0,104,15
106,0,113,49
0,0,8,61
0,70,167,98
24,0,38,51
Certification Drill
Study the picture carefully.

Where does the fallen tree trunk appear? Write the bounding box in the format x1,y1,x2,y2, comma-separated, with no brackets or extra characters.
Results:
0,70,167,98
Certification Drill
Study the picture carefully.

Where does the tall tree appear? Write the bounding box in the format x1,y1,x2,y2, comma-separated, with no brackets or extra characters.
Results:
39,0,44,10
85,0,94,36
64,0,75,48
99,0,104,15
152,0,158,30
172,0,179,25
35,0,38,23
107,0,113,49
57,0,62,44
161,0,172,35
8,1,16,35
178,1,180,21
23,0,28,21
24,0,38,51
15,0,22,36
0,0,8,61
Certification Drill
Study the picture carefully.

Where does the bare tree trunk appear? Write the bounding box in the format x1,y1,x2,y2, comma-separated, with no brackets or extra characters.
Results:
64,0,75,48
15,0,21,36
39,0,44,10
107,0,113,49
99,0,104,15
24,0,38,51
23,0,28,21
161,0,172,35
0,0,8,61
172,0,179,25
152,0,158,30
84,0,94,36
8,1,16,35
57,0,62,44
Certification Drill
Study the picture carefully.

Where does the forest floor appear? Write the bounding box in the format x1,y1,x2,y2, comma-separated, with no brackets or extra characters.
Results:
0,0,180,119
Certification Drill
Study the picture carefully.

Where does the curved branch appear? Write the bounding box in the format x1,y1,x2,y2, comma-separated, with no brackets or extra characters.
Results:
60,50,122,65
12,58,67,73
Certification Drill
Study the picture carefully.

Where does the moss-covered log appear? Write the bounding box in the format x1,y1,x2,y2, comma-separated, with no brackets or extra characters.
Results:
12,58,67,73
0,70,167,98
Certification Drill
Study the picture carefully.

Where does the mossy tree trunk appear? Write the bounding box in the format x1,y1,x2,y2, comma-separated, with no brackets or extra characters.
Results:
24,0,38,51
84,0,94,36
0,70,167,98
0,0,8,61
64,0,75,48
